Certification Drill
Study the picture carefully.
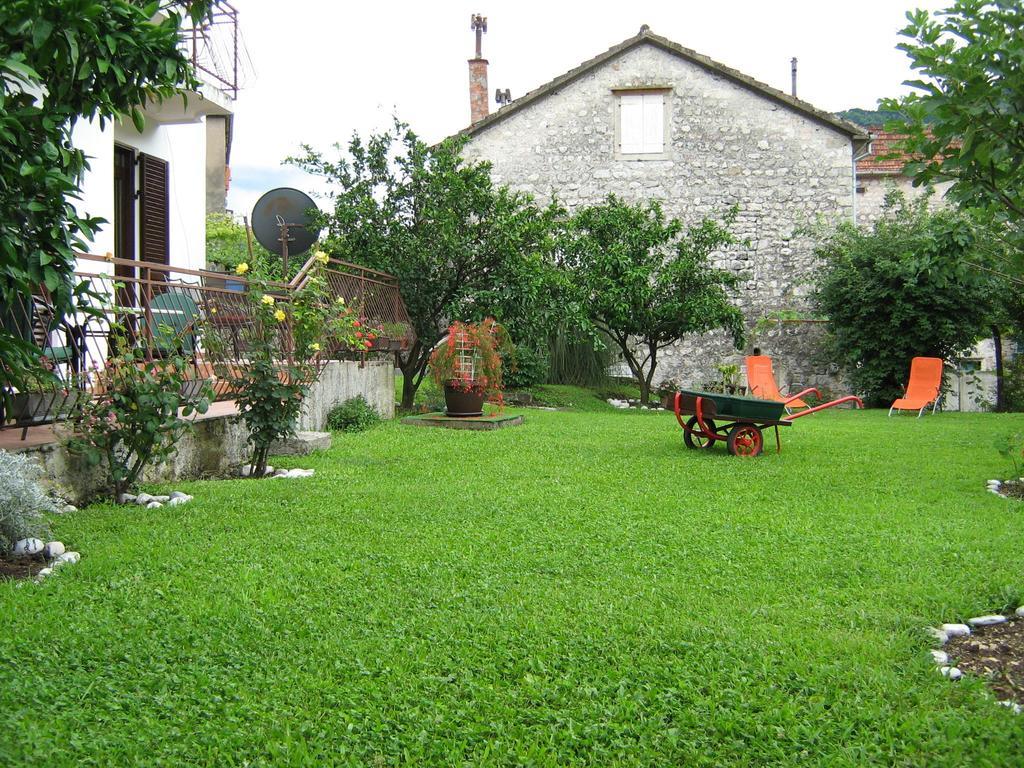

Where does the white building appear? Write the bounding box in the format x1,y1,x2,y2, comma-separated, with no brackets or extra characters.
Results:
72,5,239,279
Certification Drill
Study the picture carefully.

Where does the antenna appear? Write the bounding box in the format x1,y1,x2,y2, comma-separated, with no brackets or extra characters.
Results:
470,13,487,58
791,57,798,97
495,88,512,106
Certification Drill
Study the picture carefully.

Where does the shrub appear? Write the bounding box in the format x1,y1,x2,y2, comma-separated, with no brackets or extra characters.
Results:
813,191,998,406
0,451,56,551
326,397,381,433
1003,356,1024,413
65,345,210,499
504,344,549,390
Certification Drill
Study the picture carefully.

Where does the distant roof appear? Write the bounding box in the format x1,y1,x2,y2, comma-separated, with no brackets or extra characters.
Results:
457,26,869,146
857,129,908,175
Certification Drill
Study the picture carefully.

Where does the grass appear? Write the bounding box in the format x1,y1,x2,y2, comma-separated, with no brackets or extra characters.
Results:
3,407,1024,765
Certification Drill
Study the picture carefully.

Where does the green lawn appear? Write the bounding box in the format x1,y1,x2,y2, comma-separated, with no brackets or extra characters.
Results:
3,407,1024,765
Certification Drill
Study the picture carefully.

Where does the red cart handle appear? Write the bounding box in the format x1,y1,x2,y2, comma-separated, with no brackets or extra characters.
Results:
787,395,864,420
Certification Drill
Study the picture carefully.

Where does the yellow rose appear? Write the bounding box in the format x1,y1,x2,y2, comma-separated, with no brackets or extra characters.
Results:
314,250,329,265
210,307,218,315
309,342,321,352
261,294,275,306
274,309,286,322
335,296,346,305
235,262,249,275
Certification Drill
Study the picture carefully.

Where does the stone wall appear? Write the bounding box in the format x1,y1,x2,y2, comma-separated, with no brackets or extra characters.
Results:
297,359,395,431
463,42,857,389
856,175,952,226
12,411,252,505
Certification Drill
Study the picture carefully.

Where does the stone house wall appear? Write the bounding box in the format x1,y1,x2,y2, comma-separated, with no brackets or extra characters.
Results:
856,174,952,227
462,42,857,390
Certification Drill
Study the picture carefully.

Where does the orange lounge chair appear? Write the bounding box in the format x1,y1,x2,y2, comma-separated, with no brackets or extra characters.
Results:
744,355,818,413
889,357,944,417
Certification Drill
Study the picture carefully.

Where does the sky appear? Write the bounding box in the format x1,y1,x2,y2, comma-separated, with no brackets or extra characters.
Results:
223,0,950,219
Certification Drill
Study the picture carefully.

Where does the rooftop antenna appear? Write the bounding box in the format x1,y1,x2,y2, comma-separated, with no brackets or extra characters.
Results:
791,57,798,97
471,13,487,58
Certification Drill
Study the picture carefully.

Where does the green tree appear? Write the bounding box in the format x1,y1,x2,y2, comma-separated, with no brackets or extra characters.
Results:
289,122,562,410
813,191,998,406
1,0,210,393
560,196,744,405
881,0,1024,250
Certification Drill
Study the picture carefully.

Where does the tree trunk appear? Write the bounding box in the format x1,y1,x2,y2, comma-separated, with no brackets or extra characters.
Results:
993,326,1004,412
641,342,658,405
399,341,426,411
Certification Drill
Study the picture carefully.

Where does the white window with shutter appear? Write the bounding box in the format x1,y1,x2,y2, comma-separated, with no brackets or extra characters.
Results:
615,89,669,158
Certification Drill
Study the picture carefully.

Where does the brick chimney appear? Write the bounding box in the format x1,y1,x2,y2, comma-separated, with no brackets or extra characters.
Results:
468,13,489,124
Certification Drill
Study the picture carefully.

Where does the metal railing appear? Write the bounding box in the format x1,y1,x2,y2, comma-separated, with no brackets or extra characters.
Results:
1,252,414,437
183,0,240,99
291,251,416,356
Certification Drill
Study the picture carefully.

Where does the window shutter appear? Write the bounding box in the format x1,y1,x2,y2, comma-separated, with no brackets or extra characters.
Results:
641,93,664,153
138,153,169,278
619,93,644,154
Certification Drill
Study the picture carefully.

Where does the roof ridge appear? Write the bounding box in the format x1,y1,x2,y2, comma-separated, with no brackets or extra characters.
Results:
455,27,868,144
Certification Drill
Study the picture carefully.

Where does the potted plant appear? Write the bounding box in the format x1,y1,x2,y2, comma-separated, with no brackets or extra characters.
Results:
429,318,512,416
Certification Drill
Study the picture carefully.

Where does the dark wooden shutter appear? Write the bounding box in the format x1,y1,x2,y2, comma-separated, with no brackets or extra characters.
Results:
138,153,169,282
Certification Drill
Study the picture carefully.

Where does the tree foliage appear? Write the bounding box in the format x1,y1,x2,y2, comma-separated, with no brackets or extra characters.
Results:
1,0,209,393
289,122,563,410
560,196,744,404
881,0,1024,250
813,191,998,406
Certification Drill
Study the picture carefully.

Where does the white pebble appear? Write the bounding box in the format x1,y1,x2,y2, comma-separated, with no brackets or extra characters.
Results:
167,497,189,506
987,479,1001,487
152,495,170,503
940,666,962,680
62,504,77,513
135,493,153,505
146,501,163,509
968,615,1008,628
12,538,44,557
988,488,1003,495
1015,606,1024,618
1000,700,1023,714
54,551,80,566
43,541,65,559
169,491,190,500
118,493,137,504
35,567,53,580
941,623,971,637
928,628,950,645
930,649,949,665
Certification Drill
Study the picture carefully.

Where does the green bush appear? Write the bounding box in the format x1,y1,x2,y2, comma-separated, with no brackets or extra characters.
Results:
1003,356,1024,412
326,397,382,433
813,191,998,406
504,344,550,390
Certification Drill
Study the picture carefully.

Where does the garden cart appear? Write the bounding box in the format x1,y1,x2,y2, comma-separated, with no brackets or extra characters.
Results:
673,389,863,457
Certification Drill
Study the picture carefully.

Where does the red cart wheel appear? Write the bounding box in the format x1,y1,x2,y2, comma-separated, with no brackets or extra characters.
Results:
683,416,717,449
727,424,763,457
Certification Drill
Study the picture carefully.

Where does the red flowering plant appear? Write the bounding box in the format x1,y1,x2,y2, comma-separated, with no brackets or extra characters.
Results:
324,296,382,356
429,318,513,401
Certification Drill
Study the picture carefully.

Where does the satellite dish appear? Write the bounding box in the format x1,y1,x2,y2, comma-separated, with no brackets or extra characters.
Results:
250,187,321,259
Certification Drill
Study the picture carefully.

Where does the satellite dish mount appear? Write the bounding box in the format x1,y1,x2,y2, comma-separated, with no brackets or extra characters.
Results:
251,188,322,275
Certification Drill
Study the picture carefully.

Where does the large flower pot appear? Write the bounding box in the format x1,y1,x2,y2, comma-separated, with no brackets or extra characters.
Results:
443,384,485,417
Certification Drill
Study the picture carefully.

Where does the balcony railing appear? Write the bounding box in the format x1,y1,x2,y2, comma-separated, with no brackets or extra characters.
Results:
183,0,240,99
1,252,414,437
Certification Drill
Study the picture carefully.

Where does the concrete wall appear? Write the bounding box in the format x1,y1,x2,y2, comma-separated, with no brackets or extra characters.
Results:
463,41,856,389
205,116,229,213
297,359,396,431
